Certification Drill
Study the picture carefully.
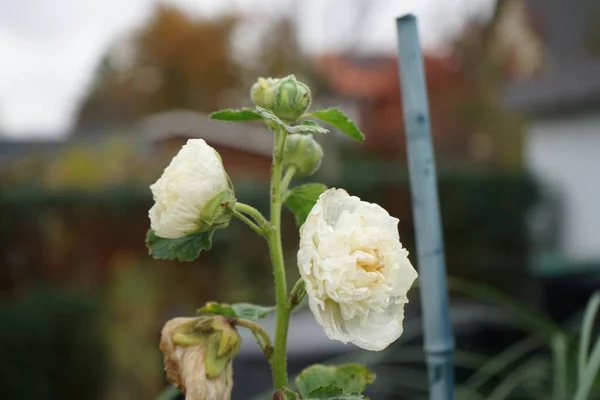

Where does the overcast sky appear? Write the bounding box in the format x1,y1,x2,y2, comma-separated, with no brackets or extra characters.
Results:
0,0,494,139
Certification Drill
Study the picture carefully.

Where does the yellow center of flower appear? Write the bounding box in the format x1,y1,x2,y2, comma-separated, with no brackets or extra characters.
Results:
354,248,384,273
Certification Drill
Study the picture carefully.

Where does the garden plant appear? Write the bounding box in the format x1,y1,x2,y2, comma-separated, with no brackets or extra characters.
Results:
146,75,419,399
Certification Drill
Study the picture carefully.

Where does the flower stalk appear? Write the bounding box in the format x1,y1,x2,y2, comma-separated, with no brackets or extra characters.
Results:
232,318,274,359
268,126,291,389
233,202,270,237
289,278,306,310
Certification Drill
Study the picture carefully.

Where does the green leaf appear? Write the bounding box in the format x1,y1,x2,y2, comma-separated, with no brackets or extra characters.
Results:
300,120,320,127
307,385,344,398
284,183,327,227
458,336,543,397
289,121,329,135
574,291,600,400
295,364,375,398
255,106,328,134
280,388,301,400
231,303,276,320
308,108,365,142
197,302,275,321
308,391,364,400
578,291,600,384
197,190,236,230
146,229,213,262
306,385,366,399
209,108,262,121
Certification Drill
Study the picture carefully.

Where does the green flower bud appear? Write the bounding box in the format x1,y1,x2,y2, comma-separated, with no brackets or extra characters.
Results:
160,316,242,400
282,134,323,177
250,77,279,109
266,75,312,122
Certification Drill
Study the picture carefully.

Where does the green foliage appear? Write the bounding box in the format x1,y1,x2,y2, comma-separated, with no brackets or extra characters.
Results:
287,124,329,135
307,386,343,398
307,108,365,142
451,282,600,400
295,364,375,398
0,289,107,400
448,277,561,339
307,385,366,399
284,183,327,226
209,108,263,121
197,301,275,321
300,120,320,128
145,229,214,262
255,106,329,134
286,389,302,399
574,291,600,400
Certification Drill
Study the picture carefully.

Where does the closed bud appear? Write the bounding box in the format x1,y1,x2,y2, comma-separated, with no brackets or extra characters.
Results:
250,77,279,109
282,134,323,177
160,316,242,400
267,75,312,122
149,139,235,239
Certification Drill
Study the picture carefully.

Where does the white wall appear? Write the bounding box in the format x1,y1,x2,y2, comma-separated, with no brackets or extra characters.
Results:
527,111,600,261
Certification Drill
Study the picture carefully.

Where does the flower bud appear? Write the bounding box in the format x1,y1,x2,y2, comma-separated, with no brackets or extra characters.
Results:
266,75,312,122
250,77,279,109
149,139,235,239
160,316,242,400
282,134,323,177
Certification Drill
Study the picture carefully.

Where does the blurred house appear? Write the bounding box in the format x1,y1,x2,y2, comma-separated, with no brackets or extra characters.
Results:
494,0,600,268
314,54,476,164
137,109,273,181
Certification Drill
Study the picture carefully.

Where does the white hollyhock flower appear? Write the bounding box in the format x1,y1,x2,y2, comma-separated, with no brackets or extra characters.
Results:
149,139,232,239
297,188,418,351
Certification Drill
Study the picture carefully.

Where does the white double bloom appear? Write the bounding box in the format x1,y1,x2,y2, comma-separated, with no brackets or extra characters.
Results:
298,189,418,351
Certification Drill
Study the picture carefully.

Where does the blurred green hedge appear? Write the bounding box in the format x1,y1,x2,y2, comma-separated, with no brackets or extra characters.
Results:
1,168,538,297
0,289,107,399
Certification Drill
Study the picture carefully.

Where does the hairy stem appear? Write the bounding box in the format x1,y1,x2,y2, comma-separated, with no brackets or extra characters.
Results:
233,318,274,359
280,166,297,200
234,202,270,232
233,210,264,237
289,278,306,310
269,127,291,389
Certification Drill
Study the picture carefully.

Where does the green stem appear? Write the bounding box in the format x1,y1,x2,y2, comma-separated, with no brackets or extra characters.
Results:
233,318,274,359
235,202,270,232
289,278,306,310
269,127,291,389
233,210,264,237
280,166,297,199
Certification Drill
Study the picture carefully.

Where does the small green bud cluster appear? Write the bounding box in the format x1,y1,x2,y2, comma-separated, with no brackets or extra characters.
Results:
251,75,322,176
251,75,312,122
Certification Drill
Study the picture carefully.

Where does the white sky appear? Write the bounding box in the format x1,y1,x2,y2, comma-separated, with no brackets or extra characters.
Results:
0,0,494,139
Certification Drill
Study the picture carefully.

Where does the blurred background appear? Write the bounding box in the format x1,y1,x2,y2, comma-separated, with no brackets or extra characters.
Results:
1,0,599,399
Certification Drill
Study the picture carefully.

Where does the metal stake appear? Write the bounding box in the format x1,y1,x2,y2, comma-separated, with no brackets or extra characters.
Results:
395,14,455,400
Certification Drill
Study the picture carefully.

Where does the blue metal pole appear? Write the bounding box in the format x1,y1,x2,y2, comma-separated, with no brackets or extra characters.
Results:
395,14,455,400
